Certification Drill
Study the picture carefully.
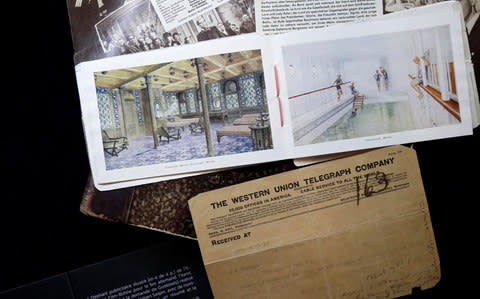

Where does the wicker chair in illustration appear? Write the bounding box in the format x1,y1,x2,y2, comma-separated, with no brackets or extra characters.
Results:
102,130,128,157
189,116,205,134
158,126,181,143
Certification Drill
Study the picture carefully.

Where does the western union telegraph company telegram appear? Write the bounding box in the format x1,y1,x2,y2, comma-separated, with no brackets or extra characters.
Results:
189,145,440,298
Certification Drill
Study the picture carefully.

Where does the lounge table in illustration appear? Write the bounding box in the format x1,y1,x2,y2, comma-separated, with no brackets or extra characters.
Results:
165,117,199,131
216,125,251,143
216,124,271,150
232,114,260,125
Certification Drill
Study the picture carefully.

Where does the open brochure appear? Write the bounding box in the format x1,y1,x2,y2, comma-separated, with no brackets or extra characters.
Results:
69,1,479,190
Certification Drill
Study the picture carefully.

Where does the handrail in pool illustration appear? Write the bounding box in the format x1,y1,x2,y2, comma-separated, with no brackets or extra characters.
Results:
288,81,359,145
288,81,352,100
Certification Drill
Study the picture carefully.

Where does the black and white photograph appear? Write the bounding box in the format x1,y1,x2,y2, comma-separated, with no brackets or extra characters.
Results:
67,0,256,63
67,0,127,62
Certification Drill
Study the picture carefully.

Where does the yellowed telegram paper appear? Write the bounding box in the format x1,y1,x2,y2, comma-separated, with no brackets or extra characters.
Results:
189,145,440,298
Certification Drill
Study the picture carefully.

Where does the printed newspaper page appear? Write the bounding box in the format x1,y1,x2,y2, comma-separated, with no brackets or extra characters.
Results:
67,0,257,63
189,145,440,298
257,0,383,34
257,1,479,35
67,0,383,63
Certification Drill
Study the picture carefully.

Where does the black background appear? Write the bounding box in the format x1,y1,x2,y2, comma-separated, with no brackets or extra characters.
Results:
1,1,479,298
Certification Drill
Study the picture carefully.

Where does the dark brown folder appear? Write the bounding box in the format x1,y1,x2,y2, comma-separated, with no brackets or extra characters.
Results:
80,160,296,238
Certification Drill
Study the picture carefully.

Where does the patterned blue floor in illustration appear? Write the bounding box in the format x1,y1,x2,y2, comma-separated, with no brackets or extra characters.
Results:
105,123,254,170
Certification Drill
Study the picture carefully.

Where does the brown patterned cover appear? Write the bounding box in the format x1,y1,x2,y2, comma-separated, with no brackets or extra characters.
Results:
80,160,296,238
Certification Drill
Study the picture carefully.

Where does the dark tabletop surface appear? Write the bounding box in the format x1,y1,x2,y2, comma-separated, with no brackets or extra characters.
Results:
1,1,479,298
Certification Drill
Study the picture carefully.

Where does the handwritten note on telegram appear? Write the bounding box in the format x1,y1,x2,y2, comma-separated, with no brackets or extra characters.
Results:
188,145,440,299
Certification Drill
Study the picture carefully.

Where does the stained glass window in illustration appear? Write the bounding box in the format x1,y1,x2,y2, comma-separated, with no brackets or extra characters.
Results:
154,101,162,118
134,90,143,123
178,92,187,114
209,82,222,110
186,89,196,113
97,87,113,129
226,94,239,109
240,73,257,107
111,89,121,127
165,92,179,115
224,80,239,109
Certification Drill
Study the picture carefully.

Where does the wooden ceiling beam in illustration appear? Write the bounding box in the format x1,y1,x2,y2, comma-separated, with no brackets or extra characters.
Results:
202,55,237,78
94,50,263,91
203,55,227,69
163,81,196,92
96,72,130,80
112,63,169,89
224,56,262,75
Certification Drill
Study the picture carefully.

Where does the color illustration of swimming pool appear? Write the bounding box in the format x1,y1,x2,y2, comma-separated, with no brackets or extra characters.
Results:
311,100,417,143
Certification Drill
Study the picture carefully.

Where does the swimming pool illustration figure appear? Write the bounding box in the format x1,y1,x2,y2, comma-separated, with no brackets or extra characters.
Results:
282,25,461,146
